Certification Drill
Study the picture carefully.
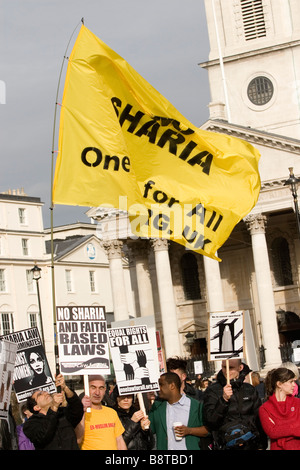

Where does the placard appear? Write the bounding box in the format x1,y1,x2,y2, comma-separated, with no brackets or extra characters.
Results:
108,316,160,395
1,328,55,402
56,306,110,375
194,361,203,375
208,310,244,361
0,340,17,419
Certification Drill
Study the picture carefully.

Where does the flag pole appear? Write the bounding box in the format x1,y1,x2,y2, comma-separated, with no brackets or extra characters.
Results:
50,18,84,386
226,359,230,385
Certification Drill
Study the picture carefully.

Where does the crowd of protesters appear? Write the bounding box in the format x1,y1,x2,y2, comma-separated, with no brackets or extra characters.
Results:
2,356,300,450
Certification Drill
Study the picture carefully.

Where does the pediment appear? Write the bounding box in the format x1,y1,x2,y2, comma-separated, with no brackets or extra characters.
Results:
201,119,300,154
53,235,108,264
178,320,207,335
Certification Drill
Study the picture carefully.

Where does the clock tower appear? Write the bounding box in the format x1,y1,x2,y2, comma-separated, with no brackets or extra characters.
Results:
201,0,300,139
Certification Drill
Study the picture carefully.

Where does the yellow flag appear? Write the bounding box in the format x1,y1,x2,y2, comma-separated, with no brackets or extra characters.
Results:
53,25,261,260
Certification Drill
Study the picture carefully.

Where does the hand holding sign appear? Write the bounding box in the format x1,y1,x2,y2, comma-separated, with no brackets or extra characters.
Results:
223,383,233,401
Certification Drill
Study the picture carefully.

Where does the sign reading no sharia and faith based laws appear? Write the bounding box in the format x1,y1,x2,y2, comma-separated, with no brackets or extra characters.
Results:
52,25,261,261
56,306,110,375
208,310,245,361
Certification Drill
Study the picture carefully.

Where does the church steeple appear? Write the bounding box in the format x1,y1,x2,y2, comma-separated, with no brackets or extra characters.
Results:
201,0,300,139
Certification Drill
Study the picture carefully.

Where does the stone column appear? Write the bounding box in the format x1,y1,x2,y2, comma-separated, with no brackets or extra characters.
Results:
203,254,225,313
130,241,155,318
102,239,129,322
244,214,282,369
151,238,181,357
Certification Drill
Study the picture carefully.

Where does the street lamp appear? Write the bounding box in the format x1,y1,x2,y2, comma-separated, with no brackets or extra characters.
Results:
284,167,300,238
31,263,45,345
184,332,196,353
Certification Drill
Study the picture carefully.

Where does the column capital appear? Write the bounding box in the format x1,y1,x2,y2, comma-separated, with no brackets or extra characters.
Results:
101,239,124,259
244,213,267,235
150,238,169,252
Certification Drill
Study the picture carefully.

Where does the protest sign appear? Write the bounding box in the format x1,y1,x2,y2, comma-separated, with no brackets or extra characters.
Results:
208,310,244,362
156,330,166,374
0,339,17,419
56,305,110,375
293,347,300,364
244,310,259,372
1,328,55,402
108,316,160,395
194,361,203,375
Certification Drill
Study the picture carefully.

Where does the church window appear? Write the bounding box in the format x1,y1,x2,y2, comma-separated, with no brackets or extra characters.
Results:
0,313,14,335
240,0,266,41
247,76,274,105
180,253,201,300
271,237,293,287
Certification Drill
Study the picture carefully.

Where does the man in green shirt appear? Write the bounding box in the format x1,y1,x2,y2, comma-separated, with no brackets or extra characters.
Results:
149,372,208,450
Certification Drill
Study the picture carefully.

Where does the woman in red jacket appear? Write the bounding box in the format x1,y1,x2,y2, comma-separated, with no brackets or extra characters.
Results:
259,367,300,450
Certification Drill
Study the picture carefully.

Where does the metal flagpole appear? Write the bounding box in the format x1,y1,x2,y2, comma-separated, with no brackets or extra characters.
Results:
50,18,84,387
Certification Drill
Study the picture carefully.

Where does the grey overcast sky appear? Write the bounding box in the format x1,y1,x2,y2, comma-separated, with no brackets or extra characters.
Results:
0,0,211,228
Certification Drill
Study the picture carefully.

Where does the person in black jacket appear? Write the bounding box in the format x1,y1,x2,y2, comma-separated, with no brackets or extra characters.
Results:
23,374,83,450
202,359,267,450
112,387,154,450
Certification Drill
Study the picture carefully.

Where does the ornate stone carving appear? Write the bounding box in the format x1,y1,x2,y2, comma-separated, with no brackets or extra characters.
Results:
150,238,169,252
101,239,124,259
244,214,267,235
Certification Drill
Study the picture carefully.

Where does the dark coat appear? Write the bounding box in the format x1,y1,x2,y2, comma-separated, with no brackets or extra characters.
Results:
184,382,201,400
202,364,267,450
114,405,155,450
23,392,83,450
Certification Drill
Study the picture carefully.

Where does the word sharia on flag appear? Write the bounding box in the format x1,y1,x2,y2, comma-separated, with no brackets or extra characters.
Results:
52,25,261,260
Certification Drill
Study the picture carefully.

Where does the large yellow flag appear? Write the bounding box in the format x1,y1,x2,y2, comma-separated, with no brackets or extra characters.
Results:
53,25,261,260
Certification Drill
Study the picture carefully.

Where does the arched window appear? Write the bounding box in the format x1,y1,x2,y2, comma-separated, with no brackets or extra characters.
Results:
180,253,201,300
271,237,293,286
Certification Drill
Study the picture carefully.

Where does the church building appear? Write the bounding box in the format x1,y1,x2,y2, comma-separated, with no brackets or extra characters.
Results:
89,0,300,373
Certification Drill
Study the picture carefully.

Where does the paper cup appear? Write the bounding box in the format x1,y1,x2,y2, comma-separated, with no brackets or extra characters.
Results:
173,422,183,441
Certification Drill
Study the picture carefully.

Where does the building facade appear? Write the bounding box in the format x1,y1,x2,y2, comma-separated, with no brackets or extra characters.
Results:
0,191,45,340
203,0,300,138
0,192,134,371
88,0,300,372
2,1,300,375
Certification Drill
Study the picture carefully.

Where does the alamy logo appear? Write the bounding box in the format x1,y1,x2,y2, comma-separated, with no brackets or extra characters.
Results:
0,80,6,104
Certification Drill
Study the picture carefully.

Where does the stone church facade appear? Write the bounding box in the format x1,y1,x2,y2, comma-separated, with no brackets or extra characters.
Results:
89,0,300,373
